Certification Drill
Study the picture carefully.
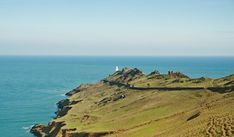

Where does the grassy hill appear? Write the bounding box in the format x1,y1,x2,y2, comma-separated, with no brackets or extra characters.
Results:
31,68,234,137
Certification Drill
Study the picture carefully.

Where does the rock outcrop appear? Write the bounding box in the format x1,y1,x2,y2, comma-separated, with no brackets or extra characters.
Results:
66,84,92,96
167,71,189,78
30,121,66,137
55,99,82,118
98,92,125,106
148,70,160,76
104,67,144,83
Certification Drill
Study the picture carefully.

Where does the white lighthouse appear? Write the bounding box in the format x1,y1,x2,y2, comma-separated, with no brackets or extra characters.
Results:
115,66,119,71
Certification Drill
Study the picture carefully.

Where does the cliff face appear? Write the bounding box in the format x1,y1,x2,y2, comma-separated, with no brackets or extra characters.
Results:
31,68,234,137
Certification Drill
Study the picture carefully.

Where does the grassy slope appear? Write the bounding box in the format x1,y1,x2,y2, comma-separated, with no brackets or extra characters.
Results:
51,69,234,137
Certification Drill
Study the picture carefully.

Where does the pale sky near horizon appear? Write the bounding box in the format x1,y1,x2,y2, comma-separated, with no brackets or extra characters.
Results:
0,0,234,56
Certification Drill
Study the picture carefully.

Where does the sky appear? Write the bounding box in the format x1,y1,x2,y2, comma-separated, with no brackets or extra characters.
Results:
0,0,234,56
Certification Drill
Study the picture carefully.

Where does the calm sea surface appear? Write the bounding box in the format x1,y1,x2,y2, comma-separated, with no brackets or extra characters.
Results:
0,56,234,137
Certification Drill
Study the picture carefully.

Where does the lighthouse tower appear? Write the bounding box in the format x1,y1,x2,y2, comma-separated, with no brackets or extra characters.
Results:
115,66,119,71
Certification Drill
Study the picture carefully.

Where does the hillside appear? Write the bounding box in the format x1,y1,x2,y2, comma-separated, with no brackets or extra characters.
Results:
31,68,234,137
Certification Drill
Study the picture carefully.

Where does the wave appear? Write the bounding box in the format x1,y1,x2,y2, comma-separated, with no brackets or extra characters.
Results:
60,93,66,97
22,125,33,133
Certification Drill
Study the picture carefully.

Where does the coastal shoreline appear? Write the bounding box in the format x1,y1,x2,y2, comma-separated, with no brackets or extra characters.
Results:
30,68,234,137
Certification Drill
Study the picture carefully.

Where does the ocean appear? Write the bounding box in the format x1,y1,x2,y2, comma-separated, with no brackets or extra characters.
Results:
0,56,234,137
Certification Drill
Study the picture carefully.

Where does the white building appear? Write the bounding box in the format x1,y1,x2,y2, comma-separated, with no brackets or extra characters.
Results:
115,66,119,71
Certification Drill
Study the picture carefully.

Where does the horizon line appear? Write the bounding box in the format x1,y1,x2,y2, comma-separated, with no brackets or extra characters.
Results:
0,55,234,57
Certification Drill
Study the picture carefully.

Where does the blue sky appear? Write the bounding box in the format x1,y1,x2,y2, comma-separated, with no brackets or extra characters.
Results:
0,0,234,56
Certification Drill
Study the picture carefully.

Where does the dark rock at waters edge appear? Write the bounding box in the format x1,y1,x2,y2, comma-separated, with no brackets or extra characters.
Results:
30,121,114,137
66,84,92,96
55,106,72,118
30,98,82,136
30,121,65,137
57,99,69,110
55,99,82,118
30,124,47,137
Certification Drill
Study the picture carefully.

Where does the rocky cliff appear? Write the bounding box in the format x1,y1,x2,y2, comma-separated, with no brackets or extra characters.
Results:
31,68,234,137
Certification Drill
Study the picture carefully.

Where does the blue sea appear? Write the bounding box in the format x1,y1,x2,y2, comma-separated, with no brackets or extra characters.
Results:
0,56,234,137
